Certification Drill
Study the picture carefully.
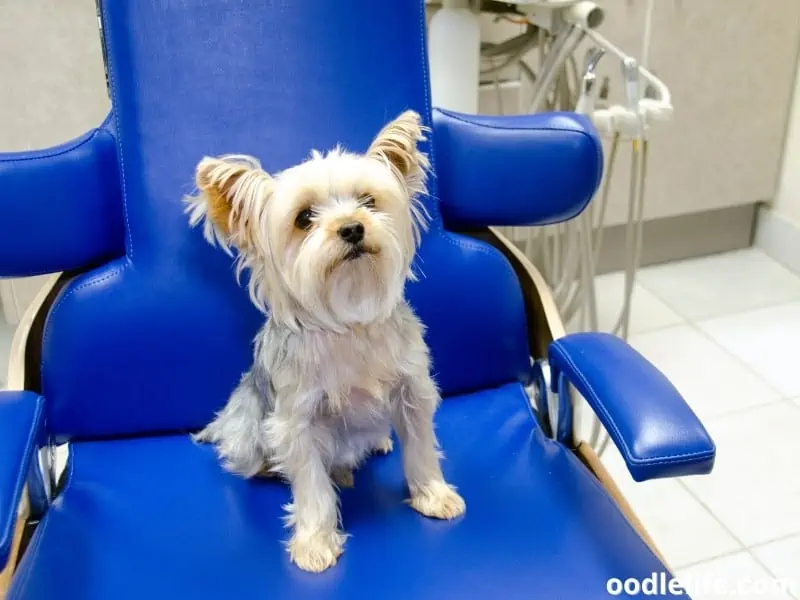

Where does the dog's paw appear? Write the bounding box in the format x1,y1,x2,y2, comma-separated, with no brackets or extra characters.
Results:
288,530,345,573
374,436,394,455
255,462,279,479
410,480,465,520
332,467,355,488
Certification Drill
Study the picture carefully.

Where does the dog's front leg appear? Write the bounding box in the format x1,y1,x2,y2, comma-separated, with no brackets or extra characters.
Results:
392,375,465,520
266,407,344,573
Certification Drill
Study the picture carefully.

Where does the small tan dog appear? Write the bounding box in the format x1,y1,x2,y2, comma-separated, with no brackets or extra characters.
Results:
186,111,465,573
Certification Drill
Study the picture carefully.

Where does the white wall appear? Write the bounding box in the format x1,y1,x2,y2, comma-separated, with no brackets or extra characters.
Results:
755,44,800,274
773,56,800,225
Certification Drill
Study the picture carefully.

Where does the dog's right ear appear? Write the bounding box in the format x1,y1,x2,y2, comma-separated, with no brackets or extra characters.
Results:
185,155,273,253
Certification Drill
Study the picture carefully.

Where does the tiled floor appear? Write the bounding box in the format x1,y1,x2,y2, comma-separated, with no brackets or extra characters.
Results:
2,248,800,596
597,248,800,599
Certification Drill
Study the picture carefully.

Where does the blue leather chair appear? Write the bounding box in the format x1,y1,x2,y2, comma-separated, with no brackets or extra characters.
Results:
0,2,715,598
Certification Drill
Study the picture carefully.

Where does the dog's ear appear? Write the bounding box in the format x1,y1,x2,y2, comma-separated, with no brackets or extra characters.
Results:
186,155,272,253
367,110,430,191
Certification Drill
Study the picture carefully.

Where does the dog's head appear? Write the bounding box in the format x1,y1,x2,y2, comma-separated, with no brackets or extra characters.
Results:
185,110,430,331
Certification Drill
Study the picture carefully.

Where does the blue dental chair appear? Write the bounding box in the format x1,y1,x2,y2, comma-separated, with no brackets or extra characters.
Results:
0,2,715,598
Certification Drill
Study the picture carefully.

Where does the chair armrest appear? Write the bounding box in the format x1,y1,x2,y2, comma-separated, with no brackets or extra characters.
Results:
431,108,602,228
0,113,124,277
0,391,44,569
548,332,715,482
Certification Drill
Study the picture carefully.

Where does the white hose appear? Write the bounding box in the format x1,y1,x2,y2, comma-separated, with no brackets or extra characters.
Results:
478,3,666,455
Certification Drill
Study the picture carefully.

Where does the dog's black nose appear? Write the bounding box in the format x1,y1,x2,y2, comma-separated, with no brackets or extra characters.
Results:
338,222,365,245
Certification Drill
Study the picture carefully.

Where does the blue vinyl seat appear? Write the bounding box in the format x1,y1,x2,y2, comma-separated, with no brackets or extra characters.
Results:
0,2,714,599
10,385,678,600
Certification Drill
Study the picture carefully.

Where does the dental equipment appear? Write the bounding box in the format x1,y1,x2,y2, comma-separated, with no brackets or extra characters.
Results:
466,0,672,454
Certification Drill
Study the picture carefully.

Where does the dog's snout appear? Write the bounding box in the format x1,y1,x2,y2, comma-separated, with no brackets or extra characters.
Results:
338,222,365,245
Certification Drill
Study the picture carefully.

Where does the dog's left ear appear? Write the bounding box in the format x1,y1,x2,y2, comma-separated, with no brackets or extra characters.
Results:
367,110,430,192
185,154,273,253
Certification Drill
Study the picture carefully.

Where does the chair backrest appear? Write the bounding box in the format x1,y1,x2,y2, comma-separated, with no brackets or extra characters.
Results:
42,0,531,441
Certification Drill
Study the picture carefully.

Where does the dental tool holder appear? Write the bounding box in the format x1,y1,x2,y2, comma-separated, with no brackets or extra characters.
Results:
478,0,673,140
471,0,673,454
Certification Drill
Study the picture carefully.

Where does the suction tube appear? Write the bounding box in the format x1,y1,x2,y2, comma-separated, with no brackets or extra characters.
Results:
565,1,604,30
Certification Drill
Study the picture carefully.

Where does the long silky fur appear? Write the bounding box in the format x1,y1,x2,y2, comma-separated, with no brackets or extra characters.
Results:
188,111,465,574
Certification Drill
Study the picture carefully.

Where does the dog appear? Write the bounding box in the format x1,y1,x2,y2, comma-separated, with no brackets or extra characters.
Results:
185,111,465,573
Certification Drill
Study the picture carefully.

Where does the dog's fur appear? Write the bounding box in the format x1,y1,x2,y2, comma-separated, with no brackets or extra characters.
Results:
185,111,465,573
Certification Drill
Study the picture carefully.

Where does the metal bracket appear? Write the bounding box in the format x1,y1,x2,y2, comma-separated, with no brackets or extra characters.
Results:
95,0,111,99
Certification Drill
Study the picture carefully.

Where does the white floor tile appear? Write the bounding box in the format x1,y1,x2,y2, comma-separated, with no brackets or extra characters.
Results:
601,446,741,569
586,273,684,335
638,249,800,321
676,552,795,600
55,445,69,479
751,536,800,594
629,325,781,419
681,402,800,547
699,303,800,397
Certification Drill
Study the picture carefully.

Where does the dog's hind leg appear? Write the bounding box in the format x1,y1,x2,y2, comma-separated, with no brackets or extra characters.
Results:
194,372,271,478
373,436,394,455
331,466,354,488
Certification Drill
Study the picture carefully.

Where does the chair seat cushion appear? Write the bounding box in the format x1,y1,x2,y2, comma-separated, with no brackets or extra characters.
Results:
10,383,674,600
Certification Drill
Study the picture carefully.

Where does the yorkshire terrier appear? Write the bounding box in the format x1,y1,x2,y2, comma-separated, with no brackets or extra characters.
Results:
185,111,465,573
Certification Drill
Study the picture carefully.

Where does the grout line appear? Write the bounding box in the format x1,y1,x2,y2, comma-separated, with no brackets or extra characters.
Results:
570,316,686,339
620,318,688,338
748,531,800,551
628,254,800,594
676,478,750,550
629,276,800,403
686,318,789,400
679,476,800,566
636,267,800,327
693,298,800,328
674,548,748,572
746,546,800,600
677,547,800,600
699,398,799,424
626,319,789,421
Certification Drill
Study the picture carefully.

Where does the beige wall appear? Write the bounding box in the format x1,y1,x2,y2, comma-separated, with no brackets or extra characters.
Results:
0,0,109,151
477,2,800,229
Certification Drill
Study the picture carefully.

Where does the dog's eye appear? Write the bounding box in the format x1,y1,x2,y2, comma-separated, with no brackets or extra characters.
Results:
359,195,376,209
295,208,314,231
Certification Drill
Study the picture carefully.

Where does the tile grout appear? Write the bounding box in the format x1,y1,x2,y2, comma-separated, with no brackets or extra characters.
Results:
632,264,800,404
686,318,789,401
601,257,800,576
635,270,800,327
677,476,800,582
699,398,799,424
745,547,800,600
638,253,800,586
747,531,800,551
676,478,750,553
673,547,748,572
623,318,689,338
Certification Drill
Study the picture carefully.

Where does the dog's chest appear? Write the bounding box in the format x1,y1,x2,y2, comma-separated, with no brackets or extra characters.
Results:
312,323,404,405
